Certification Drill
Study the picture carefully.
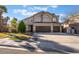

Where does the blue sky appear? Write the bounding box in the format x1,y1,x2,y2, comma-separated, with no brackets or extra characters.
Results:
3,5,79,22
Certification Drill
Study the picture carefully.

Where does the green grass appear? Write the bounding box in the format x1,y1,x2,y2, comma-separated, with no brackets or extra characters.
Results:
0,33,32,40
0,33,9,38
10,37,19,41
10,37,17,40
15,33,32,40
8,33,32,40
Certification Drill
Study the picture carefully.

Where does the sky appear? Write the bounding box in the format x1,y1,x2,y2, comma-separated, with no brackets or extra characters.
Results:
3,5,79,22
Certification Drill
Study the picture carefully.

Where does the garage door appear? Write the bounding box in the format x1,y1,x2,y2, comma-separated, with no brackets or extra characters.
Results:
53,26,60,32
36,26,51,32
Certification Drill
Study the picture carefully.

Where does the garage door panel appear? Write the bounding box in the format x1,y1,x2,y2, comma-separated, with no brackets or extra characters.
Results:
36,26,51,32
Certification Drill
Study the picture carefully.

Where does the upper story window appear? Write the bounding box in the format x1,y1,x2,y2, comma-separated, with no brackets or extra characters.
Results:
43,15,51,22
34,14,41,22
53,17,57,22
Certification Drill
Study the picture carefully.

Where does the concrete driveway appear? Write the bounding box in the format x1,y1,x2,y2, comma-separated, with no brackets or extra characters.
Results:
35,33,79,53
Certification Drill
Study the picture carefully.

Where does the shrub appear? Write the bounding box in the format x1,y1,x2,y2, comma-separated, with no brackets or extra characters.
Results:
18,21,26,33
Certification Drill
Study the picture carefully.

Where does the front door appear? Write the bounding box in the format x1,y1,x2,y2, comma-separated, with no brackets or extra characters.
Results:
29,25,33,32
53,26,60,32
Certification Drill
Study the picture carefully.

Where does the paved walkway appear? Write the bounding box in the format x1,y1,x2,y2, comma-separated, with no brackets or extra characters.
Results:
35,33,79,53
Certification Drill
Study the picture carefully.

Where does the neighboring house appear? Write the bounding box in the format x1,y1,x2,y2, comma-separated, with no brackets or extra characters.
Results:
64,15,79,34
24,12,63,32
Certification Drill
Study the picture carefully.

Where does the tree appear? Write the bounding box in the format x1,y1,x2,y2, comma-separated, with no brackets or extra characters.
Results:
5,16,10,21
0,5,7,32
18,20,26,33
0,5,7,18
1,16,10,32
63,9,79,23
10,17,18,33
0,5,7,13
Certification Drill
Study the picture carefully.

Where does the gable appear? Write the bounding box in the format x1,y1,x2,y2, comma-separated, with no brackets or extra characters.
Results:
24,12,59,24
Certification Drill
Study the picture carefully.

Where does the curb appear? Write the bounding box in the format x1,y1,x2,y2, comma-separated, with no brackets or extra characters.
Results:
0,46,29,51
51,48,71,54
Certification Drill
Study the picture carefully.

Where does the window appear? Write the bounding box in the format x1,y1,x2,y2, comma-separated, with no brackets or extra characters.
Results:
53,17,57,22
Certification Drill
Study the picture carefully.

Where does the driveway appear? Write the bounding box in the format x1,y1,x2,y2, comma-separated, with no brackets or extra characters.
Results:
35,33,79,53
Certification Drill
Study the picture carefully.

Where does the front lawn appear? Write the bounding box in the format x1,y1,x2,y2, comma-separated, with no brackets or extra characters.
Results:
0,32,32,40
9,33,32,40
0,33,9,38
15,33,32,40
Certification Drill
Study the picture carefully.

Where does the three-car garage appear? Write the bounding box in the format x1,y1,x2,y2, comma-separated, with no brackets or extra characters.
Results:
36,26,51,32
35,26,61,32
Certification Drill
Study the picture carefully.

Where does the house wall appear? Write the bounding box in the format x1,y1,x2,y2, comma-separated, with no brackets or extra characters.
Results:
43,14,52,22
25,17,33,25
34,14,41,22
24,12,58,24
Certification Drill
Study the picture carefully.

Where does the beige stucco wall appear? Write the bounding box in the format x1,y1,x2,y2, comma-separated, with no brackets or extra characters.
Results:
33,23,61,26
25,17,33,25
33,23,51,26
24,13,58,25
34,14,41,22
24,12,62,32
43,14,52,22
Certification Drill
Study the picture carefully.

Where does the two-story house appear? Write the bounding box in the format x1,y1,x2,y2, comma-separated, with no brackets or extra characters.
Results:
24,12,62,32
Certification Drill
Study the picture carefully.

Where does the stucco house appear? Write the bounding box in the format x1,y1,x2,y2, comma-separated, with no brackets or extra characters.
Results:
23,12,63,32
64,15,79,34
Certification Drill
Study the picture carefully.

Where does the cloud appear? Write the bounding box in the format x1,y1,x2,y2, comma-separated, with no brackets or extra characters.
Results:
2,14,7,17
22,5,27,8
29,5,58,11
56,13,66,22
22,5,58,12
58,14,65,17
13,5,59,18
14,9,28,15
51,5,58,8
13,9,37,17
33,7,48,11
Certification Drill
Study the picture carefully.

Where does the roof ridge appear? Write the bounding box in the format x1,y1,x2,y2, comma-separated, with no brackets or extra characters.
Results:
23,11,56,20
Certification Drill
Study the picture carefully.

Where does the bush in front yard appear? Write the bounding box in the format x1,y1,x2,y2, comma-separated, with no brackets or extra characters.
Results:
18,21,26,33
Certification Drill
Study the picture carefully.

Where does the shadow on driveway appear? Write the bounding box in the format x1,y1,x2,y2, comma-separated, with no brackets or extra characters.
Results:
37,38,79,53
36,33,79,37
